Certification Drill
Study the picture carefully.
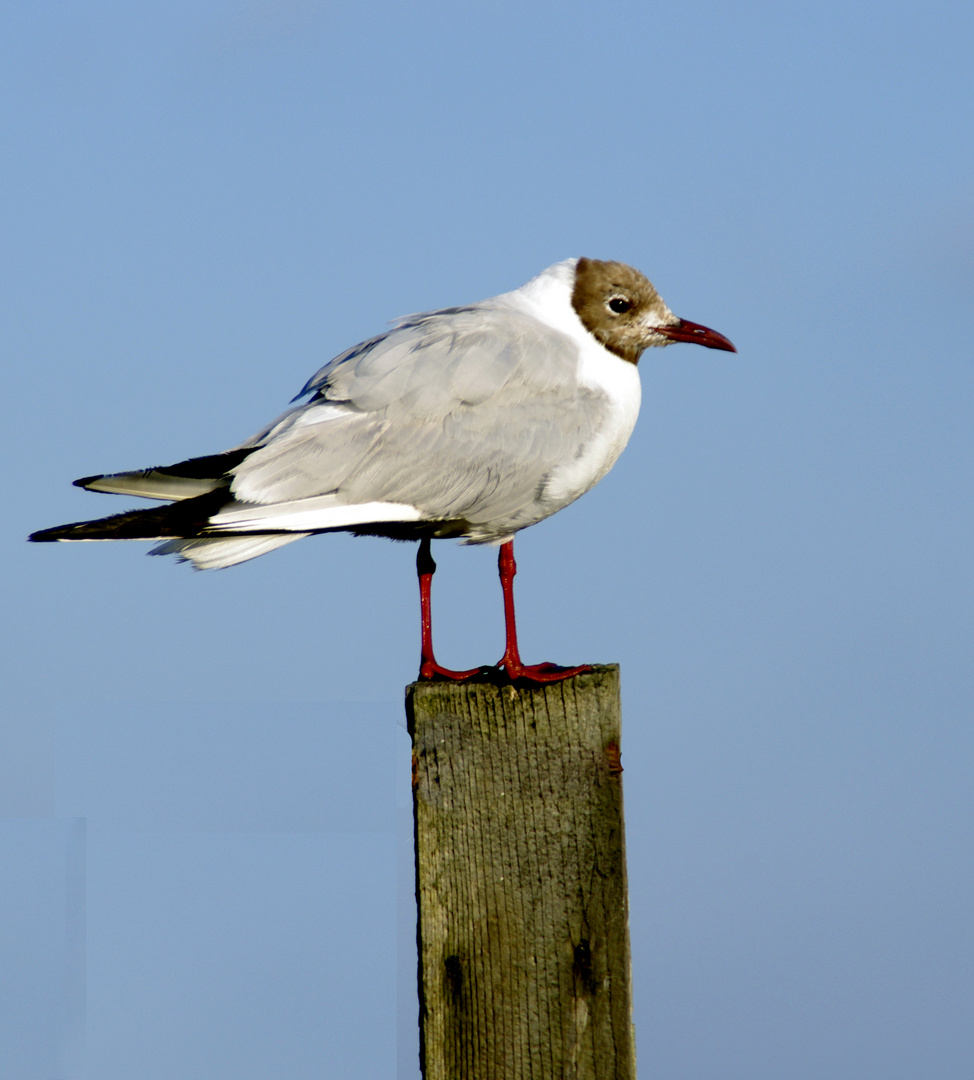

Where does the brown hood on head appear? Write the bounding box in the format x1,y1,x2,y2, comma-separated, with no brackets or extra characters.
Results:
571,256,735,362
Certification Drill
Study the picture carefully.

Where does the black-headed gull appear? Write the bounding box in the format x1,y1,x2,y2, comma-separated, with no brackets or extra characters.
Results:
31,257,735,682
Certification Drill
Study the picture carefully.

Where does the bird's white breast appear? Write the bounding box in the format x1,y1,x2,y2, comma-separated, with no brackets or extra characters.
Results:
542,342,641,507
505,260,642,510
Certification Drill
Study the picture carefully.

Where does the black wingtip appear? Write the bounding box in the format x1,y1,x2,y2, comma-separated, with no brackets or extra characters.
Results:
73,449,258,492
29,526,67,543
29,519,110,542
29,489,232,545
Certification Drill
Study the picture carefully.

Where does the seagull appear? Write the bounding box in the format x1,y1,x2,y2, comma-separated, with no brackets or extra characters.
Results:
30,257,735,683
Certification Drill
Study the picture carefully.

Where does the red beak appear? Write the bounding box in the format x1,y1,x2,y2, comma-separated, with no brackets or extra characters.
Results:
654,318,736,353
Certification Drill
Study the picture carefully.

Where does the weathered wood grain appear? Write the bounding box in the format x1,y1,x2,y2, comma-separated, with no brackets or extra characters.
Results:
407,665,636,1080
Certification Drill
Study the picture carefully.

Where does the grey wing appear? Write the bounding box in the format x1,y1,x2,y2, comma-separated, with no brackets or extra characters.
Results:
295,304,571,413
228,304,610,535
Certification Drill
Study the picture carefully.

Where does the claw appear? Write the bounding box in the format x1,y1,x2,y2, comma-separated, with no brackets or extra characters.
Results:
418,659,489,682
494,659,593,685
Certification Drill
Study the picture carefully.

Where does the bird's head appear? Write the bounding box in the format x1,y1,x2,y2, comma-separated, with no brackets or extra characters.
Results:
571,257,736,363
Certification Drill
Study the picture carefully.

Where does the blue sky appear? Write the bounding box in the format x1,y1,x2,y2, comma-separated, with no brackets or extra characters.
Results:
3,1,973,1077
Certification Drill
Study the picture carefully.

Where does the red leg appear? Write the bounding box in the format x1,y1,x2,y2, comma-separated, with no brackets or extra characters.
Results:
495,540,591,683
417,538,482,681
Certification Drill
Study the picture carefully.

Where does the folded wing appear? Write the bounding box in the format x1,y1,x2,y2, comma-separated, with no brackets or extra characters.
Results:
31,301,610,567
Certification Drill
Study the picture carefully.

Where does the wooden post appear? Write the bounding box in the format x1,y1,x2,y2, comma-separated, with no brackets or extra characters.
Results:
407,665,636,1080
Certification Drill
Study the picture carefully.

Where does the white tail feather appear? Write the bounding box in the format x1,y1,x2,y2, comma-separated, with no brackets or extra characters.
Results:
207,495,422,533
149,533,308,569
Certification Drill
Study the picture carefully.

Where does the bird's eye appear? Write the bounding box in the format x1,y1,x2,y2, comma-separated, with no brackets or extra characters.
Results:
607,296,633,315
